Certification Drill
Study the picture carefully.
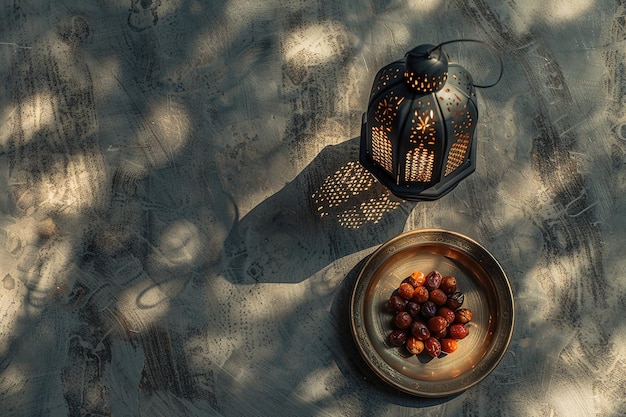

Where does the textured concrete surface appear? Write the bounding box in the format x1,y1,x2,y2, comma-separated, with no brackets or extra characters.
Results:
0,0,625,416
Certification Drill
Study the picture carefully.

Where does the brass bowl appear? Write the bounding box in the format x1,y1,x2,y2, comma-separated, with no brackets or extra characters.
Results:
350,229,514,397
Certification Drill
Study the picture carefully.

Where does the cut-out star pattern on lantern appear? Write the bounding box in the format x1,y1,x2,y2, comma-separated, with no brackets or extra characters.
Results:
410,108,437,144
374,91,404,129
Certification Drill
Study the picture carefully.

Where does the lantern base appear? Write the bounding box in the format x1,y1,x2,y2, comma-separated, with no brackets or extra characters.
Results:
359,121,477,202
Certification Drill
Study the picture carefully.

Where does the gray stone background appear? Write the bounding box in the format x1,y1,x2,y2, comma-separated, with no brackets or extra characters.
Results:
0,0,625,416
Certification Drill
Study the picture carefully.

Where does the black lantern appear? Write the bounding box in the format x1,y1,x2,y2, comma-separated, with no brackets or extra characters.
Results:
360,41,501,201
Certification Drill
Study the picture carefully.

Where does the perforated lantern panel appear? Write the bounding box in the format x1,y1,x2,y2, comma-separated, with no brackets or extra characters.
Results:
437,66,477,177
360,57,478,201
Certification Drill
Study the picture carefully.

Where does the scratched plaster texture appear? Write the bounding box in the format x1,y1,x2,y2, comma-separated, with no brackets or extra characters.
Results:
0,0,625,416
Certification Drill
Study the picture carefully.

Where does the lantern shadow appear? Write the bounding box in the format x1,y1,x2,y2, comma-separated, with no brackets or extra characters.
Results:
221,136,416,285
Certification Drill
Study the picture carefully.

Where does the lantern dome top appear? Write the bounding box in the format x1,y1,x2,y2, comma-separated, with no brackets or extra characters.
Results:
404,44,448,94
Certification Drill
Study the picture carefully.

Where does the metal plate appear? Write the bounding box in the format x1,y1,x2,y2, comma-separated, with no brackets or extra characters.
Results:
350,229,514,397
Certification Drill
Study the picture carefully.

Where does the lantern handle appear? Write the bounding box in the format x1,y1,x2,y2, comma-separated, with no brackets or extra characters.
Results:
427,39,504,89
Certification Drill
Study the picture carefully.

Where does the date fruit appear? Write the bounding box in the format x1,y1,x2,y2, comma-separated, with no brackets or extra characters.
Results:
406,337,425,355
455,308,473,324
388,329,408,346
437,307,456,325
427,316,447,333
446,291,465,310
431,327,448,339
388,294,407,312
384,270,473,358
420,300,438,318
448,323,469,339
440,276,457,294
412,286,430,303
424,337,442,358
395,311,412,329
425,270,442,291
429,288,448,306
441,338,458,354
407,271,425,288
397,282,415,300
410,321,430,341
405,301,421,318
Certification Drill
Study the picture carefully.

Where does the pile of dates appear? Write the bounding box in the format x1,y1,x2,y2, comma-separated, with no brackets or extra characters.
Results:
386,270,473,358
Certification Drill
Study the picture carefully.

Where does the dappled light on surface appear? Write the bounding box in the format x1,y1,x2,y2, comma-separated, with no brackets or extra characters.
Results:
36,160,102,214
502,0,596,34
0,0,625,416
407,0,443,12
0,362,28,397
116,277,172,325
141,99,192,167
293,367,337,403
11,93,56,145
536,0,595,23
154,219,202,266
282,21,352,68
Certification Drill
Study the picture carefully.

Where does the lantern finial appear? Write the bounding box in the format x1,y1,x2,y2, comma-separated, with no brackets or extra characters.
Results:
404,44,448,94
